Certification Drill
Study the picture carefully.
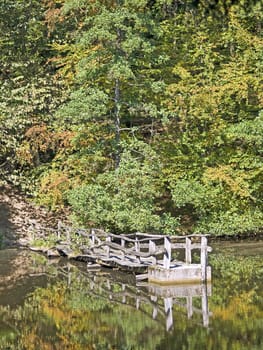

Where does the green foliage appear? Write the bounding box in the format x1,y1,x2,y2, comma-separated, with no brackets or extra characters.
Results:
170,169,263,235
50,0,168,169
0,0,262,236
196,209,263,236
154,1,263,235
68,140,179,233
31,232,58,248
0,0,65,186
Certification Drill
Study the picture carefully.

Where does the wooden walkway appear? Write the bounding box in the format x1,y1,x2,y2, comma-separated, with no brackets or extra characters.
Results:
29,221,212,284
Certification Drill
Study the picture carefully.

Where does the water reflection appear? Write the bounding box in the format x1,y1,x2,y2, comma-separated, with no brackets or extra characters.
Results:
0,243,262,350
0,249,47,307
62,263,211,331
145,283,211,329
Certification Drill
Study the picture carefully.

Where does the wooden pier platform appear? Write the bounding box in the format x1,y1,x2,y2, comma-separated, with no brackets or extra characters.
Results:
29,221,212,285
148,264,212,285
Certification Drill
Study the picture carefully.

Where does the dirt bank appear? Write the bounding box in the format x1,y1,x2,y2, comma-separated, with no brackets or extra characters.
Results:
0,185,66,247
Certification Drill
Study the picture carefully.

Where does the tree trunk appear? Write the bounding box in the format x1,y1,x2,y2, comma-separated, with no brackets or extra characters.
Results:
114,78,121,168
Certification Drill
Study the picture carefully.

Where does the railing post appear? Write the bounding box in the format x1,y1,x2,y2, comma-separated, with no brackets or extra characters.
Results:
149,240,156,254
135,237,140,252
90,229,95,246
201,236,208,282
66,227,71,244
105,236,111,258
149,240,157,264
163,236,171,269
185,237,192,264
57,221,62,240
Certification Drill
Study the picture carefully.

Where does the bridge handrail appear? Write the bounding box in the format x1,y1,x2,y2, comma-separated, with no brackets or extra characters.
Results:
57,221,209,244
88,240,166,259
55,221,211,275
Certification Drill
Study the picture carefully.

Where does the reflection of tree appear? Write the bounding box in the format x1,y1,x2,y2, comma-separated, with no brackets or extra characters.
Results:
0,252,262,350
210,254,263,304
155,254,263,350
0,250,55,307
207,254,263,350
35,278,165,349
0,274,165,350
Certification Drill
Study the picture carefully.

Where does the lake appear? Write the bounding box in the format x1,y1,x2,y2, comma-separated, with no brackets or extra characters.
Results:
0,240,262,350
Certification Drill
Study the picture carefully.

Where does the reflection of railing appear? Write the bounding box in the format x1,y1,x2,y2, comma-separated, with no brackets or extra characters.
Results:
57,263,211,331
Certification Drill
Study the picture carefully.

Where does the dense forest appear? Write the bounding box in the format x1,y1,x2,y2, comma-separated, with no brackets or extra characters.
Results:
0,0,262,236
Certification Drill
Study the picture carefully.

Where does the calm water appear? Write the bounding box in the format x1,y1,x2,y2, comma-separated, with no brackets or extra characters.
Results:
0,241,262,350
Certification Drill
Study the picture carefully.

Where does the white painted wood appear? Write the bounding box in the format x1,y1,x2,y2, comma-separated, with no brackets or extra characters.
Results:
121,238,125,247
135,237,140,252
149,240,156,254
185,237,192,264
201,236,208,281
91,229,96,246
105,236,111,258
163,237,171,269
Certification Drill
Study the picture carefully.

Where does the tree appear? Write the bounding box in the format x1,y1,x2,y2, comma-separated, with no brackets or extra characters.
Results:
50,0,167,166
67,139,179,233
155,1,263,235
5,0,261,236
0,0,64,187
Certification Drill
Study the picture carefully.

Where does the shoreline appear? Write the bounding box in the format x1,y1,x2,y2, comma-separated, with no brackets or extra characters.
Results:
0,185,262,249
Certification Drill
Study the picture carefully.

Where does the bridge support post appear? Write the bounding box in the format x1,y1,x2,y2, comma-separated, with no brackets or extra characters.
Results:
201,236,208,282
185,237,192,264
163,237,171,269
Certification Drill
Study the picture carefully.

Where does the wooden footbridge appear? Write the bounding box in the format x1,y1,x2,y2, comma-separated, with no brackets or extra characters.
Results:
29,221,212,284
